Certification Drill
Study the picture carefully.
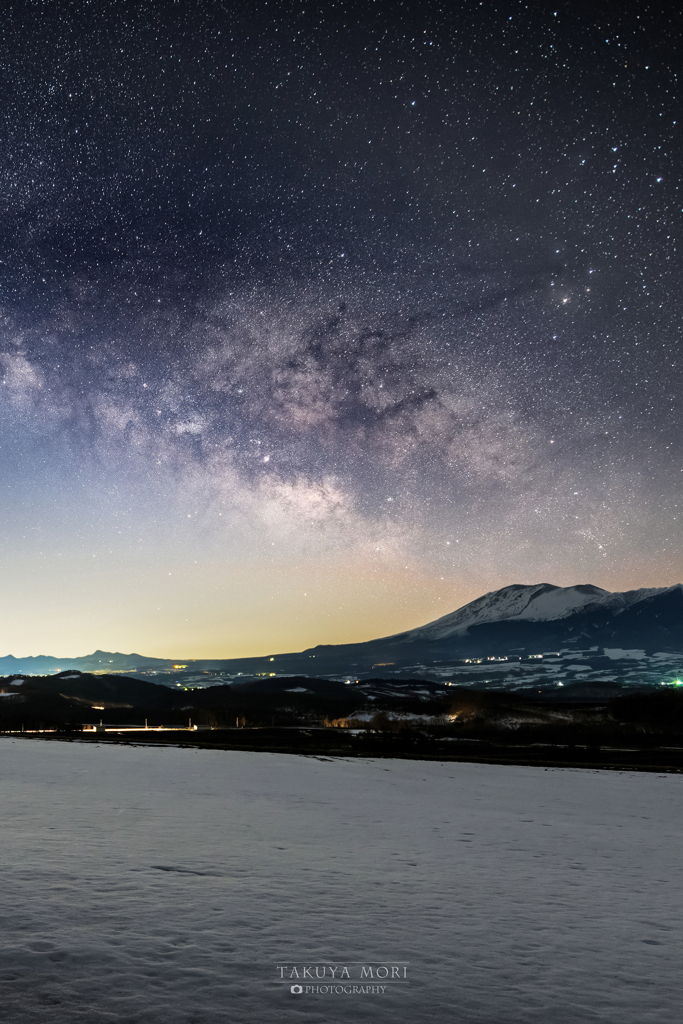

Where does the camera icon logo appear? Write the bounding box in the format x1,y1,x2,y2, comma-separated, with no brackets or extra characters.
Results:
291,984,303,994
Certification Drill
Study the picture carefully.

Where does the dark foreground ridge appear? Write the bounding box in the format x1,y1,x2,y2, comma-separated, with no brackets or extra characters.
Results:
2,670,683,772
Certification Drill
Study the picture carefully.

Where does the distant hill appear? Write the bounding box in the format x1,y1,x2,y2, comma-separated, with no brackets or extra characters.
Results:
0,650,173,676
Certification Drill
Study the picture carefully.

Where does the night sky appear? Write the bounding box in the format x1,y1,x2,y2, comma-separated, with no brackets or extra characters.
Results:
1,0,681,658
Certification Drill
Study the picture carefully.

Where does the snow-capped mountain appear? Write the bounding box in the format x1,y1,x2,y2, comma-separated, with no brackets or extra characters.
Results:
2,583,682,691
403,583,678,641
172,581,683,687
234,581,683,684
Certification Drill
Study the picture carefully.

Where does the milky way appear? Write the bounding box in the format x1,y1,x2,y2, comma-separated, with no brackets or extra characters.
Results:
0,1,681,657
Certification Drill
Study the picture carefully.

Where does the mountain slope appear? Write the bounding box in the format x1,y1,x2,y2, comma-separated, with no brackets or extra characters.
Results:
1,583,682,685
399,583,681,641
272,582,683,676
402,583,610,640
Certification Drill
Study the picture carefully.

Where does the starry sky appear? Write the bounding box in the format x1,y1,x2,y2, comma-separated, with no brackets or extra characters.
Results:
1,0,681,658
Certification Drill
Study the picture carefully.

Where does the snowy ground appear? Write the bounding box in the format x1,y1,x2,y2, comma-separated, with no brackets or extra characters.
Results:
1,738,681,1024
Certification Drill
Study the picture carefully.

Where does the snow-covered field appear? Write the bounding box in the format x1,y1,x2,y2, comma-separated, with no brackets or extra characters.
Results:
1,738,681,1023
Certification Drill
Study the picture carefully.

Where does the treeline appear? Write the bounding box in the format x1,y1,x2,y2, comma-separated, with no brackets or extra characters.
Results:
2,673,683,751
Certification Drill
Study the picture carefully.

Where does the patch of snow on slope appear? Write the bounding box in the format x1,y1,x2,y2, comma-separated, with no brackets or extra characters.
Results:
507,585,609,621
603,649,647,660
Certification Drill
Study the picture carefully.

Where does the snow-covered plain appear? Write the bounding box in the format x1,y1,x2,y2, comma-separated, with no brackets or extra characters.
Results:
1,738,681,1024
